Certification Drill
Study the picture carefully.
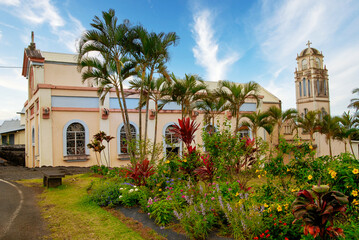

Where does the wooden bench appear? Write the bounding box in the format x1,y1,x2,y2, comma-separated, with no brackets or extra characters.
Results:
43,171,65,188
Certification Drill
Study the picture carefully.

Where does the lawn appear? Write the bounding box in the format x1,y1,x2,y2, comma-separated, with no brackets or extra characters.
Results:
20,175,164,240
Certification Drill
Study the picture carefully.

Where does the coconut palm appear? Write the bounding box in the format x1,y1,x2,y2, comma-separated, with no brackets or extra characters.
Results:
348,88,359,112
169,74,207,118
318,114,340,157
130,26,179,154
267,106,297,142
337,111,359,155
196,90,227,126
77,9,137,158
241,110,270,141
218,81,259,133
296,110,320,143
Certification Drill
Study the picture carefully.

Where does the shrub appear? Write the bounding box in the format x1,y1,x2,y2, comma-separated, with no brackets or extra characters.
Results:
88,180,121,207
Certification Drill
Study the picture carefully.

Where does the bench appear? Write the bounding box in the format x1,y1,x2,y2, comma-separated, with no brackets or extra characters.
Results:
43,171,65,188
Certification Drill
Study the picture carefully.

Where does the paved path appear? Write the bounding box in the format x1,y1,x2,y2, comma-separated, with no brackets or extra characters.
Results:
0,179,49,240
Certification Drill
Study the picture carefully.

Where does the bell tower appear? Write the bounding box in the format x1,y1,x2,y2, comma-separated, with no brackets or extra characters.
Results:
295,41,330,118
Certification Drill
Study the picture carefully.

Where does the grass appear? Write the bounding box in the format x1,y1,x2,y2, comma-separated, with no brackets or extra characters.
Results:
19,174,163,240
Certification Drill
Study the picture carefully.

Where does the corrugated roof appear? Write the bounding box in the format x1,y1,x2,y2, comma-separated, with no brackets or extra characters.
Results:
0,119,25,134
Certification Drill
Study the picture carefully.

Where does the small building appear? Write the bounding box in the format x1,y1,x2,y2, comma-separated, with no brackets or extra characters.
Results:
0,119,25,145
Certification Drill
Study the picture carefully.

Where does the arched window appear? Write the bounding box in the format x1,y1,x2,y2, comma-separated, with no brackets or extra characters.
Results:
323,80,327,95
316,58,320,68
163,123,181,158
299,82,302,97
119,124,137,154
66,123,85,155
303,78,307,96
205,124,216,135
304,108,308,116
302,59,308,70
238,125,252,139
308,79,311,96
32,127,35,146
63,119,89,157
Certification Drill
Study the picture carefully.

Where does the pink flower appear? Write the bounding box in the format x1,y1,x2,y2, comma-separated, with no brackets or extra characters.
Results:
181,195,185,198
211,197,215,201
228,188,232,191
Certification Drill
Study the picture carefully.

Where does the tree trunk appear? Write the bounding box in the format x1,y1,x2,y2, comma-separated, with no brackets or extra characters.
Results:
349,136,355,158
151,101,158,162
144,67,154,156
138,67,146,158
328,137,332,157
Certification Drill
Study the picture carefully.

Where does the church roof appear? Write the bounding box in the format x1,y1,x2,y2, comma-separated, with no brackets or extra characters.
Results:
298,47,322,57
0,119,25,134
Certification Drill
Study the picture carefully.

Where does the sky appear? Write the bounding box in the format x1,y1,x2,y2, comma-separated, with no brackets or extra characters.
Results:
0,0,358,124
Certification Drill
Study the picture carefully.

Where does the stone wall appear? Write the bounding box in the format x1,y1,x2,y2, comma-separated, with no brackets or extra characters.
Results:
0,145,25,166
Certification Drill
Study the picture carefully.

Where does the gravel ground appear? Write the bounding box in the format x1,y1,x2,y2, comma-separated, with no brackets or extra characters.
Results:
0,165,90,181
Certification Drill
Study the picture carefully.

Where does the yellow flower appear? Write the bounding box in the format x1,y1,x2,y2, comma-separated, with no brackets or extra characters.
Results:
159,188,162,192
331,171,337,179
165,160,170,164
256,169,260,173
352,199,359,206
353,169,359,175
264,203,269,208
287,168,291,172
308,175,313,180
183,159,187,163
264,171,267,175
156,183,161,187
309,145,313,150
352,190,358,197
235,192,239,197
284,203,289,210
277,205,282,212
267,207,272,213
258,175,261,179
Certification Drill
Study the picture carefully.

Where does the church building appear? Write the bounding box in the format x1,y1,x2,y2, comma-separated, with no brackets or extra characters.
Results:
21,34,281,168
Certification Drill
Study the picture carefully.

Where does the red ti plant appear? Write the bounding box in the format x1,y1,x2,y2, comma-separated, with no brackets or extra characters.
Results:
292,184,349,239
127,159,155,186
194,154,217,182
170,117,200,151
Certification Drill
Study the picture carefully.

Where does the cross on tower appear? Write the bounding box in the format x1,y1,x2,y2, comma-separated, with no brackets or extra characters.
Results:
306,40,312,48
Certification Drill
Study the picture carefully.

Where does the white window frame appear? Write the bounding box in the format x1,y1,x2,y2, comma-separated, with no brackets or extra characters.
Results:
117,121,139,155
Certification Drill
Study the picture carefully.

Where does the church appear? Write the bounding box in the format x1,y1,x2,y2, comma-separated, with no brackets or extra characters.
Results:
21,34,281,168
20,34,348,168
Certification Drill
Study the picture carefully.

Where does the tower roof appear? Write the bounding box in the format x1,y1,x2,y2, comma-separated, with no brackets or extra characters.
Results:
298,47,322,57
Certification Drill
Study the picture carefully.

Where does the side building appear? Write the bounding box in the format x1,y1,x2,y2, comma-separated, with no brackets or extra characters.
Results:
21,36,281,168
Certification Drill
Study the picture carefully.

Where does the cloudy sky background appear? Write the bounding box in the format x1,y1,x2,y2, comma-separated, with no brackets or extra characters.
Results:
0,0,358,123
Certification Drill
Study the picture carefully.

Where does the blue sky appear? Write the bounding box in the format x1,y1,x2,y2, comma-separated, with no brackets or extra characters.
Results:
1,0,359,123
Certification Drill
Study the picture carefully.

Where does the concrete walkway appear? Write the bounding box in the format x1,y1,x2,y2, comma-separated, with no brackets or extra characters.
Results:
0,179,49,240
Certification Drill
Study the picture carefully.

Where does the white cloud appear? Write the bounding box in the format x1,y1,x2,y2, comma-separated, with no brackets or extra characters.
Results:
0,0,20,6
1,0,84,53
14,0,64,29
191,9,239,82
0,69,27,92
253,0,359,115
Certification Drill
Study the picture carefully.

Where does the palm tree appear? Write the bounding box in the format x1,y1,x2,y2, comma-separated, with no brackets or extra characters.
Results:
318,114,340,157
130,26,179,155
196,90,227,126
338,111,359,156
129,76,169,160
296,110,320,143
169,74,207,118
267,106,297,142
218,81,259,133
348,88,359,112
77,9,137,158
241,110,270,141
